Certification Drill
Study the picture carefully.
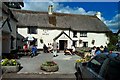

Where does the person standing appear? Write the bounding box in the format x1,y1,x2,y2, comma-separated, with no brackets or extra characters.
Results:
23,44,28,55
53,40,58,57
31,45,37,57
43,44,48,53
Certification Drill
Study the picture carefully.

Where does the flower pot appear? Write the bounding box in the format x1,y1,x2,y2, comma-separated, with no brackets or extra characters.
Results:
41,65,59,72
2,65,19,73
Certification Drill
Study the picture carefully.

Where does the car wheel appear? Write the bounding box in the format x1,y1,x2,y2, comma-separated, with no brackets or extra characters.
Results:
75,71,83,80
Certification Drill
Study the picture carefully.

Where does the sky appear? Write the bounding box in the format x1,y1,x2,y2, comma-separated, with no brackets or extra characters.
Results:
22,0,120,33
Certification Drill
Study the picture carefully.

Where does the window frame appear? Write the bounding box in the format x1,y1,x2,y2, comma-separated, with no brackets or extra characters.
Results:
73,31,77,38
80,32,87,37
83,42,88,47
28,26,38,34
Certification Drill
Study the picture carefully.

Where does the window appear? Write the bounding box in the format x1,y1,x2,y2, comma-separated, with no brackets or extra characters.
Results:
73,41,77,47
73,31,77,38
80,32,87,37
87,55,107,74
28,26,37,34
83,42,88,47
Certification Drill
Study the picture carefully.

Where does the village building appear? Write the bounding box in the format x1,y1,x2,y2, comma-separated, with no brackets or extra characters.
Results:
1,3,18,54
11,5,110,50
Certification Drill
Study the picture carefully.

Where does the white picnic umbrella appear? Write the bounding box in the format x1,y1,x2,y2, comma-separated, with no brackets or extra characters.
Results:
28,35,34,41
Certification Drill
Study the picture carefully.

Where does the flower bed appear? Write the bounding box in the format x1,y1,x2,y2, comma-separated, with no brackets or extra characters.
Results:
1,59,21,73
40,61,59,72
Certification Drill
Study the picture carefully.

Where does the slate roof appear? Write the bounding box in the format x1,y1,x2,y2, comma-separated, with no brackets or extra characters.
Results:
2,3,18,22
53,31,72,41
11,9,110,32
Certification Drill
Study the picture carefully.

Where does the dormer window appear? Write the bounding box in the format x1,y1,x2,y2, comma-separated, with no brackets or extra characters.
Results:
73,31,77,38
80,32,87,37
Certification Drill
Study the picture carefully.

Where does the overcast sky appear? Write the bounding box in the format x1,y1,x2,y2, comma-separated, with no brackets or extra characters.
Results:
21,0,120,33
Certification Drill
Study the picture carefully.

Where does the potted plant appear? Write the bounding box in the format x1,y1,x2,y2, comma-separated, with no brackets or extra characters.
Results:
40,61,59,72
1,59,21,73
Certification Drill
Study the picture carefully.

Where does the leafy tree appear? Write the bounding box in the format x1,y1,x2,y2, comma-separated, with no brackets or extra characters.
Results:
106,32,118,51
4,2,24,9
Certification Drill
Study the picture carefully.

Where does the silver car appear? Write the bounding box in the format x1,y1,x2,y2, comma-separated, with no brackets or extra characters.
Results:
75,53,120,80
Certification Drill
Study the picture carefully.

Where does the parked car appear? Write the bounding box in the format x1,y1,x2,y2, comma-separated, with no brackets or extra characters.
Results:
75,53,120,80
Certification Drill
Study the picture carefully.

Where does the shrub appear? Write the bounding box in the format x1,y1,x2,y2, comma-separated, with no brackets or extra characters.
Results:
42,61,57,66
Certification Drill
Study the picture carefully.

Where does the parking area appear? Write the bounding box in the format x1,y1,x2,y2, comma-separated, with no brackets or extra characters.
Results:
17,52,81,74
2,52,81,79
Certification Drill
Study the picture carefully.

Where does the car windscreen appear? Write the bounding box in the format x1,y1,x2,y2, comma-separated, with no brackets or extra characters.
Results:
87,54,107,74
105,59,120,80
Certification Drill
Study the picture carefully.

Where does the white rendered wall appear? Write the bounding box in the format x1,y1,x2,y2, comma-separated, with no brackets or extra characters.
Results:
18,28,73,49
69,31,108,47
18,28,109,49
87,33,108,47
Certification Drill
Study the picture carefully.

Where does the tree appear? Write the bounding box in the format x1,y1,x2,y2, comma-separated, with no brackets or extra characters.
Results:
106,32,118,51
4,2,24,9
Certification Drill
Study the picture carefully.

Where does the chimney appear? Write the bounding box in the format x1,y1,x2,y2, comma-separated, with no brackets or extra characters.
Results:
95,12,101,20
48,5,53,15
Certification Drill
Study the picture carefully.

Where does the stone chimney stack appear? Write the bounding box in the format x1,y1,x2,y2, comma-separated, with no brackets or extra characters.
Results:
95,12,101,20
48,5,53,15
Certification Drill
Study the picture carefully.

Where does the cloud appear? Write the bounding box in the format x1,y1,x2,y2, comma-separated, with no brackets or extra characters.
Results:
22,1,119,33
104,14,120,33
22,2,49,11
22,1,96,15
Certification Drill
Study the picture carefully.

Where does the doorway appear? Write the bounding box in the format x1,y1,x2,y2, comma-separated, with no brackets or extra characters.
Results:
59,40,67,50
83,42,88,47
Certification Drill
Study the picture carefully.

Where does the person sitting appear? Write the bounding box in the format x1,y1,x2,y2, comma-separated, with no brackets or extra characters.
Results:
64,48,72,55
104,46,109,53
95,47,101,55
100,45,104,53
91,46,96,57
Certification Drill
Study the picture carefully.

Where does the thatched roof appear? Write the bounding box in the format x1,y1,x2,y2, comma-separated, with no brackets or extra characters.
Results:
11,9,110,32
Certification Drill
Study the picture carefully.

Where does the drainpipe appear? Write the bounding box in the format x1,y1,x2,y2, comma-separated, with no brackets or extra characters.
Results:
69,26,71,36
0,2,2,78
0,22,2,57
0,2,2,56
